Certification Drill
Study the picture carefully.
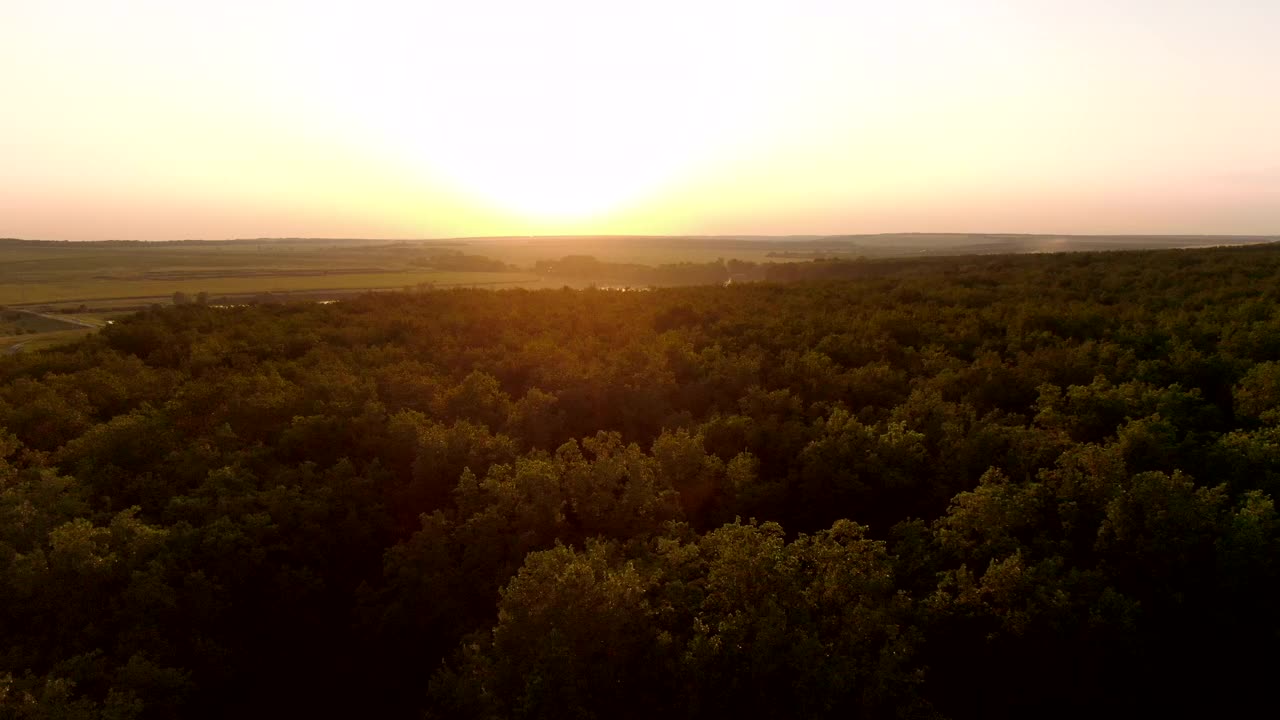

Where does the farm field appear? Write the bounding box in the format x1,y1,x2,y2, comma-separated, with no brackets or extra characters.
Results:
0,327,96,354
3,234,1276,353
0,239,544,307
0,308,89,334
0,307,127,353
0,239,548,351
8,234,1277,308
463,232,1280,265
0,269,546,307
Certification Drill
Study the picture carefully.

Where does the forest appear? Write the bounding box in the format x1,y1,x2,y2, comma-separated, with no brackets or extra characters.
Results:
2,244,1279,718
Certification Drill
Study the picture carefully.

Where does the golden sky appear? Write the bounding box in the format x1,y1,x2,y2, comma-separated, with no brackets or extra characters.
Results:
3,1,1278,240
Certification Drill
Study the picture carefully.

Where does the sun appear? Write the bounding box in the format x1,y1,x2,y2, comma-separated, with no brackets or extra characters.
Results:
413,107,702,223
433,142,665,221
287,4,772,228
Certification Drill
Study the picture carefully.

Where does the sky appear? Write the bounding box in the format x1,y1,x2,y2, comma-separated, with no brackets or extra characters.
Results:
2,0,1278,240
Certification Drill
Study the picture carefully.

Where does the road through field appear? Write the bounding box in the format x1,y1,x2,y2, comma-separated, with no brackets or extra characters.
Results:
20,310,101,328
0,270,545,306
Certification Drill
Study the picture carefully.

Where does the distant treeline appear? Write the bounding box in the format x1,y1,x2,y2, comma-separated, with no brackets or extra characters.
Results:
2,245,1280,717
532,254,945,286
766,249,865,258
409,250,515,273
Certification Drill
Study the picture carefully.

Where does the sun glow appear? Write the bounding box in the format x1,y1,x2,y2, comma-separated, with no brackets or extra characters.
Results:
430,134,680,221
3,1,1280,239
290,1,778,225
400,102,714,222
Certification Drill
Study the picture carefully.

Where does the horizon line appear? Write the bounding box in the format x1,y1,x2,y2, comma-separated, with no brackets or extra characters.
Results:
4,232,1279,245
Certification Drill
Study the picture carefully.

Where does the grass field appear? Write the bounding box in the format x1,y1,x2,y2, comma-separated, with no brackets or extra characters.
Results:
0,309,87,334
3,234,1275,354
0,328,96,354
463,236,808,266
0,308,108,354
461,233,1280,266
0,240,544,306
8,235,1276,308
0,270,546,306
0,239,549,352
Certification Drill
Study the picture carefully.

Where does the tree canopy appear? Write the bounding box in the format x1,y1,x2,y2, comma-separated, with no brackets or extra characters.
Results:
2,244,1279,717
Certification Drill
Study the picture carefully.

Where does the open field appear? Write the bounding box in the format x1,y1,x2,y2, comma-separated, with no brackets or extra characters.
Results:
0,239,545,306
0,308,88,334
2,233,1273,354
0,239,550,351
0,327,96,354
462,233,1280,265
7,233,1277,308
0,308,112,354
5,233,1278,311
0,269,546,307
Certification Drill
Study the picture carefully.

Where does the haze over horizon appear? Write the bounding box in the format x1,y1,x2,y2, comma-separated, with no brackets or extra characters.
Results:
4,1,1278,241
